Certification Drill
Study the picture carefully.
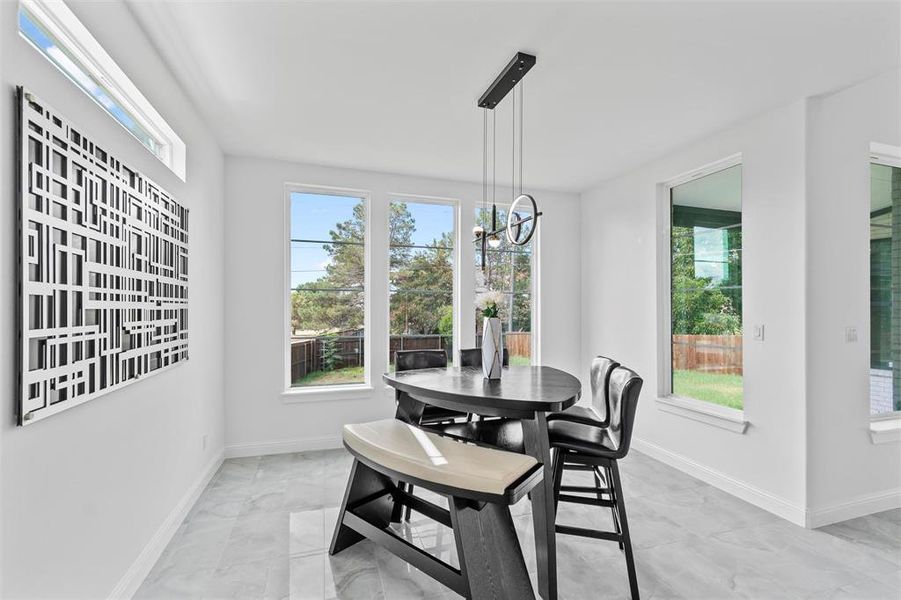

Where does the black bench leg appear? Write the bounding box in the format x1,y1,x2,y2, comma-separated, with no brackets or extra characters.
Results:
609,461,639,600
450,498,535,600
330,459,397,555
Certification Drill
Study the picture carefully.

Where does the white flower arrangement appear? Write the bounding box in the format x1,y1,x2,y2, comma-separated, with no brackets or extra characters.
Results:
475,290,505,319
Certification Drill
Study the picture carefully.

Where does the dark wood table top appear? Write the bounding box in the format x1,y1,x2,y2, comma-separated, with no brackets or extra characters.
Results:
384,365,581,418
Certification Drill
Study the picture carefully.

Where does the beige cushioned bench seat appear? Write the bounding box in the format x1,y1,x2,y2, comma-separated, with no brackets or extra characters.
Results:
343,418,538,496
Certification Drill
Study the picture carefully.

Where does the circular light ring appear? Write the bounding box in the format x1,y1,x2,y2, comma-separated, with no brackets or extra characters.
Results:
506,194,539,245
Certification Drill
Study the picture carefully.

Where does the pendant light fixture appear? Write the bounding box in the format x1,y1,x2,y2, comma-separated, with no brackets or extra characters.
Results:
474,52,542,271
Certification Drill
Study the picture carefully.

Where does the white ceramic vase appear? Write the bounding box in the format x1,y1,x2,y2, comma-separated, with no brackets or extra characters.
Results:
482,317,503,380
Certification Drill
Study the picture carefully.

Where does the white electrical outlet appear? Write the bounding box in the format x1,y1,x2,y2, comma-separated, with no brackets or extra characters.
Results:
845,327,858,343
753,324,765,341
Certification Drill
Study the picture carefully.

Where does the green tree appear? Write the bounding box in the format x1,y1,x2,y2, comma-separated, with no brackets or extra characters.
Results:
319,335,341,372
293,201,418,336
390,231,454,335
437,305,454,338
671,225,741,335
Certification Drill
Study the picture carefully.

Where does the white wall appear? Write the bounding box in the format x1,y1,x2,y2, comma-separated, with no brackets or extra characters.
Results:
0,2,226,598
580,102,809,523
806,70,901,525
223,156,581,454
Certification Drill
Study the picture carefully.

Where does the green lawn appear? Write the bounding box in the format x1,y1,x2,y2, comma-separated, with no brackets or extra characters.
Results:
510,355,531,366
672,370,743,410
293,366,364,387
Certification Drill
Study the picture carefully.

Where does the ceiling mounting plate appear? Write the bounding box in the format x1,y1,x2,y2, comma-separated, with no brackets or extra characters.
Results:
477,52,536,109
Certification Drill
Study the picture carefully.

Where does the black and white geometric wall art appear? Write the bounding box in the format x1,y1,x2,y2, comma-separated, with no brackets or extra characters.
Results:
17,88,189,425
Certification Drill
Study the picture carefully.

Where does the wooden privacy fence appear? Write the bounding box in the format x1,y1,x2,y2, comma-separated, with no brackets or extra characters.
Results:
292,331,535,382
476,332,531,358
291,333,363,382
504,332,531,359
672,334,742,375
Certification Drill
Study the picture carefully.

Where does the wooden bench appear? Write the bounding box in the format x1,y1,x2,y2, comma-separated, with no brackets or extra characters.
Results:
330,418,543,600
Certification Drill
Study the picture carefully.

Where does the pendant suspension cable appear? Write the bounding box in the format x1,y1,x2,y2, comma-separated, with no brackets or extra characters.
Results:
512,82,516,202
482,108,487,214
492,109,496,209
519,80,524,196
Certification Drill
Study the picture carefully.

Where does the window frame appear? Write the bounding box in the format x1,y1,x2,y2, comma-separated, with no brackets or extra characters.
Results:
656,153,748,433
386,194,461,369
473,200,539,365
282,183,373,399
19,0,186,180
869,143,901,424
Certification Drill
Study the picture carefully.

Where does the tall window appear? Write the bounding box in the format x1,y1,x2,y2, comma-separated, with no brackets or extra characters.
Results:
870,161,900,415
289,191,367,388
475,205,534,366
670,164,743,409
18,0,186,179
388,200,456,368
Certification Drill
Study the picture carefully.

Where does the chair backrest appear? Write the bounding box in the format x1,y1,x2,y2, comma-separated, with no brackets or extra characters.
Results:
459,347,509,368
606,366,643,459
588,356,620,427
395,349,448,372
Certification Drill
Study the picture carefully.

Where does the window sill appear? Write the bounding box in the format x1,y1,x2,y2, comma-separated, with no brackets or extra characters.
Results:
869,417,901,445
656,395,748,434
281,384,375,404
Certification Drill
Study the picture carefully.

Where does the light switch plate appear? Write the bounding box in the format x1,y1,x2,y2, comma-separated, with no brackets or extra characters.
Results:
753,324,765,341
845,327,858,343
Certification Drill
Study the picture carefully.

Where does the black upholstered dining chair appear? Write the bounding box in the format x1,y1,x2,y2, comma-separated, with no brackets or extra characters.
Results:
427,347,522,447
548,355,619,427
394,350,464,425
395,349,447,371
459,347,509,368
549,365,643,599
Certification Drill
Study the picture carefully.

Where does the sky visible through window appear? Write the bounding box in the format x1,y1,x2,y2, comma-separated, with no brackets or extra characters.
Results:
18,7,160,155
290,193,453,288
291,193,359,288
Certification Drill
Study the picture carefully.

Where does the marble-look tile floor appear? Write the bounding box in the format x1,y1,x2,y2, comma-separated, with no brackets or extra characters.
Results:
135,449,901,599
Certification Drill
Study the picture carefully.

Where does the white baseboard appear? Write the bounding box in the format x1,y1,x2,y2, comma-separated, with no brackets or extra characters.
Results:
107,450,225,600
631,437,807,527
806,488,901,529
224,434,343,458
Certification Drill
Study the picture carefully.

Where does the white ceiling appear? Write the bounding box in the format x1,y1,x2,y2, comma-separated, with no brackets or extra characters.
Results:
672,164,742,212
129,1,900,193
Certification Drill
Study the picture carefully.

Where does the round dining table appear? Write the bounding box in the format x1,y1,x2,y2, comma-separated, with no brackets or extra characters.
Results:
384,365,582,600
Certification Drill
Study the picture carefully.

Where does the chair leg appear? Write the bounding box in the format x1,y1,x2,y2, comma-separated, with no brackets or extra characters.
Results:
603,465,624,550
551,449,565,515
404,483,413,521
609,461,639,600
390,482,405,523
